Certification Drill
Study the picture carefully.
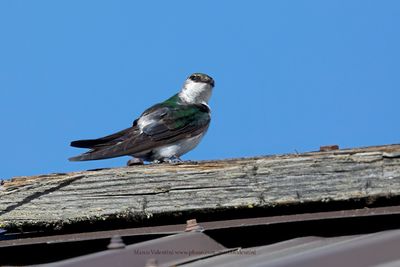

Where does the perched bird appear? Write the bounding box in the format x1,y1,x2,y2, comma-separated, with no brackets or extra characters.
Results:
69,73,214,165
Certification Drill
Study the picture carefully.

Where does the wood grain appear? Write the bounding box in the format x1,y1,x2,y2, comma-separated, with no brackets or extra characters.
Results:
1,144,400,230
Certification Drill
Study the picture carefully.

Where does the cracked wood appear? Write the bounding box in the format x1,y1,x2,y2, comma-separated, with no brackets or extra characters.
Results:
1,144,400,230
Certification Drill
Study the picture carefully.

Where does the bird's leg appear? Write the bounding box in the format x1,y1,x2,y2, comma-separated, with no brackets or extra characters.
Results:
127,157,144,166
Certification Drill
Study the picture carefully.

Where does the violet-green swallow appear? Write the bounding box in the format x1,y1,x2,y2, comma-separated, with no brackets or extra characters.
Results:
69,73,214,164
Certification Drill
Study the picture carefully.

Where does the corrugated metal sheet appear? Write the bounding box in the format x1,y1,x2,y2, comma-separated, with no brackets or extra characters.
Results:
2,206,400,266
181,230,400,267
2,205,400,246
45,232,229,267
41,229,400,267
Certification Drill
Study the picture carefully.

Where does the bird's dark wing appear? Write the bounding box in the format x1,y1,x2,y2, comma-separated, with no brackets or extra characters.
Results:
145,104,210,140
69,103,210,161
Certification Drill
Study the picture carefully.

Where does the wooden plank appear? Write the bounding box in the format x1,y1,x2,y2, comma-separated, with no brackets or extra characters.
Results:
1,144,400,231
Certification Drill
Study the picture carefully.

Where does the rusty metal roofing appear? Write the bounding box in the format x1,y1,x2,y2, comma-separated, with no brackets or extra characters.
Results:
46,232,230,267
37,229,400,267
181,230,400,267
2,205,400,247
2,205,400,266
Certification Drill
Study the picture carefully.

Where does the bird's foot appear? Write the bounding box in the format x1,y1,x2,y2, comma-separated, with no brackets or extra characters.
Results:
164,156,183,164
127,158,144,166
150,156,183,164
183,160,199,164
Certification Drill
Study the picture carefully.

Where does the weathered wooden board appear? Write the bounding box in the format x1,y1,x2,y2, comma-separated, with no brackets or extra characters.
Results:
1,144,400,230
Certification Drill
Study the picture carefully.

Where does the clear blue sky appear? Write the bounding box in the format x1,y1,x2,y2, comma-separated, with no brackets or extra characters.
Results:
1,1,399,179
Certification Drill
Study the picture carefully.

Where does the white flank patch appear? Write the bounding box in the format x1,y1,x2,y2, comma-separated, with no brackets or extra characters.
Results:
137,115,155,133
156,144,180,158
153,133,205,159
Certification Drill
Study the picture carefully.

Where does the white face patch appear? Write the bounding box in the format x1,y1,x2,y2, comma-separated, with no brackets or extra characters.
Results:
179,80,212,104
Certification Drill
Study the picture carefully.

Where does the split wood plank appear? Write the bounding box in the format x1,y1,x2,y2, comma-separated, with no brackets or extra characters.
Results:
1,144,400,230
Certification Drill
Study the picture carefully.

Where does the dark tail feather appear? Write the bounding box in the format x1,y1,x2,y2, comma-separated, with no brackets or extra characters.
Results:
70,128,131,148
69,154,90,161
70,139,105,148
69,127,137,161
69,152,107,161
69,141,134,162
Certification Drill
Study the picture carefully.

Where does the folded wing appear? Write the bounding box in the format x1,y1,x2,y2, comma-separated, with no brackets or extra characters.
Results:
69,103,210,161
